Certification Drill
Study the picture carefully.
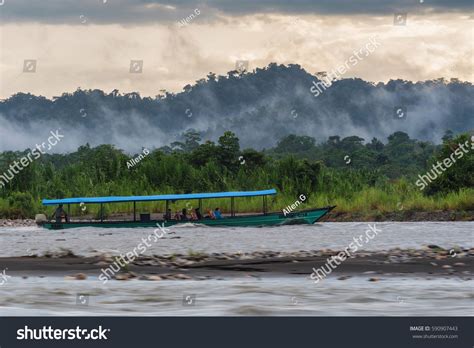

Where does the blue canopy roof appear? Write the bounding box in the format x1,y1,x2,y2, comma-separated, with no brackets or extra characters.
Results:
42,189,277,206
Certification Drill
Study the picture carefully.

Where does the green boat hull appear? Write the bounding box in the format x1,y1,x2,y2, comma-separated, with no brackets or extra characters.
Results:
41,207,335,230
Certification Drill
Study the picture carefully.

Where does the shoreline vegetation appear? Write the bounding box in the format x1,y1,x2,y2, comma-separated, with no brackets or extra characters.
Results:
0,131,472,220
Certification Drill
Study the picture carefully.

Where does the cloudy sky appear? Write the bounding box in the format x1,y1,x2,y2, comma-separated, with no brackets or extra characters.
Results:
0,0,472,99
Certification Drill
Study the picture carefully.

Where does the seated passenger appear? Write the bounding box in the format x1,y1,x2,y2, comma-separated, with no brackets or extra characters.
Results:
163,209,172,220
174,211,181,220
195,208,202,220
190,210,198,220
205,209,215,219
214,207,223,219
181,208,188,221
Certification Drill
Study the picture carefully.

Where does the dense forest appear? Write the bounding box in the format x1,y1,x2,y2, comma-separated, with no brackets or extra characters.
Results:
1,63,473,152
0,130,472,219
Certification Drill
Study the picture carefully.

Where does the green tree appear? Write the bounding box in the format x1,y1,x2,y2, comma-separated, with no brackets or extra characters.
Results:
425,133,474,194
217,131,240,171
8,192,35,218
274,135,315,153
239,148,266,169
189,141,217,167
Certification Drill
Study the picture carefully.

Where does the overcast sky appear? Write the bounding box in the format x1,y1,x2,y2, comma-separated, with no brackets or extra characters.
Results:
0,0,472,99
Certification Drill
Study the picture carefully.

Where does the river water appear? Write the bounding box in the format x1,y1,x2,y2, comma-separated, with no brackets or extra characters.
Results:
0,222,472,257
0,222,472,316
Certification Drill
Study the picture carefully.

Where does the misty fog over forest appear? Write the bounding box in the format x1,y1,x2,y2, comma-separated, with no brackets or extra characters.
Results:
1,63,472,153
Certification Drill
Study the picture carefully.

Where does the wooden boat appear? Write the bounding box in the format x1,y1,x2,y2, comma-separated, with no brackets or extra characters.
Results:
40,189,335,230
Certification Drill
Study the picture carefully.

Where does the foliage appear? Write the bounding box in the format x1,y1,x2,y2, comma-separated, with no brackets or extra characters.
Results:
7,192,35,218
424,134,474,195
0,131,472,218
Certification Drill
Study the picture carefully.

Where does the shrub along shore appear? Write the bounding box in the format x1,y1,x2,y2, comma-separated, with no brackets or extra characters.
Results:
0,131,472,220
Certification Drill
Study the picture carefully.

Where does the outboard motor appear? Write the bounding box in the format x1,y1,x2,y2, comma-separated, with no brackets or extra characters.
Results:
35,214,47,226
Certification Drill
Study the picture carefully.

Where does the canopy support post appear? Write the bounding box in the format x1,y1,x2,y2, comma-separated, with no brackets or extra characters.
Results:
100,203,104,223
165,200,169,218
231,197,235,217
263,196,267,215
67,204,70,220
199,199,202,213
133,201,136,222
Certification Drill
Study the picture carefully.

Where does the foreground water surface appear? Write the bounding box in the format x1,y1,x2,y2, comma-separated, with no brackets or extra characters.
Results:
0,222,472,316
1,276,472,316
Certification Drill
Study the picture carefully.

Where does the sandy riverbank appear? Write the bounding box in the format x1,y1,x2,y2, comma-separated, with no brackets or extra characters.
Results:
325,210,474,222
0,219,36,227
2,246,472,281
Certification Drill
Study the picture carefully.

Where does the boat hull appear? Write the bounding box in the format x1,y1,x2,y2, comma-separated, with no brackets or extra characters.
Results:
41,206,335,230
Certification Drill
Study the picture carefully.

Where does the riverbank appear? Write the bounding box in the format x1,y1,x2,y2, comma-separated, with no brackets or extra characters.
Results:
2,246,472,281
0,219,35,227
325,210,474,222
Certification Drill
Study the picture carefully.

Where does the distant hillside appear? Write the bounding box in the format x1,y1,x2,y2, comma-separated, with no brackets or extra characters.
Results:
0,63,472,152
